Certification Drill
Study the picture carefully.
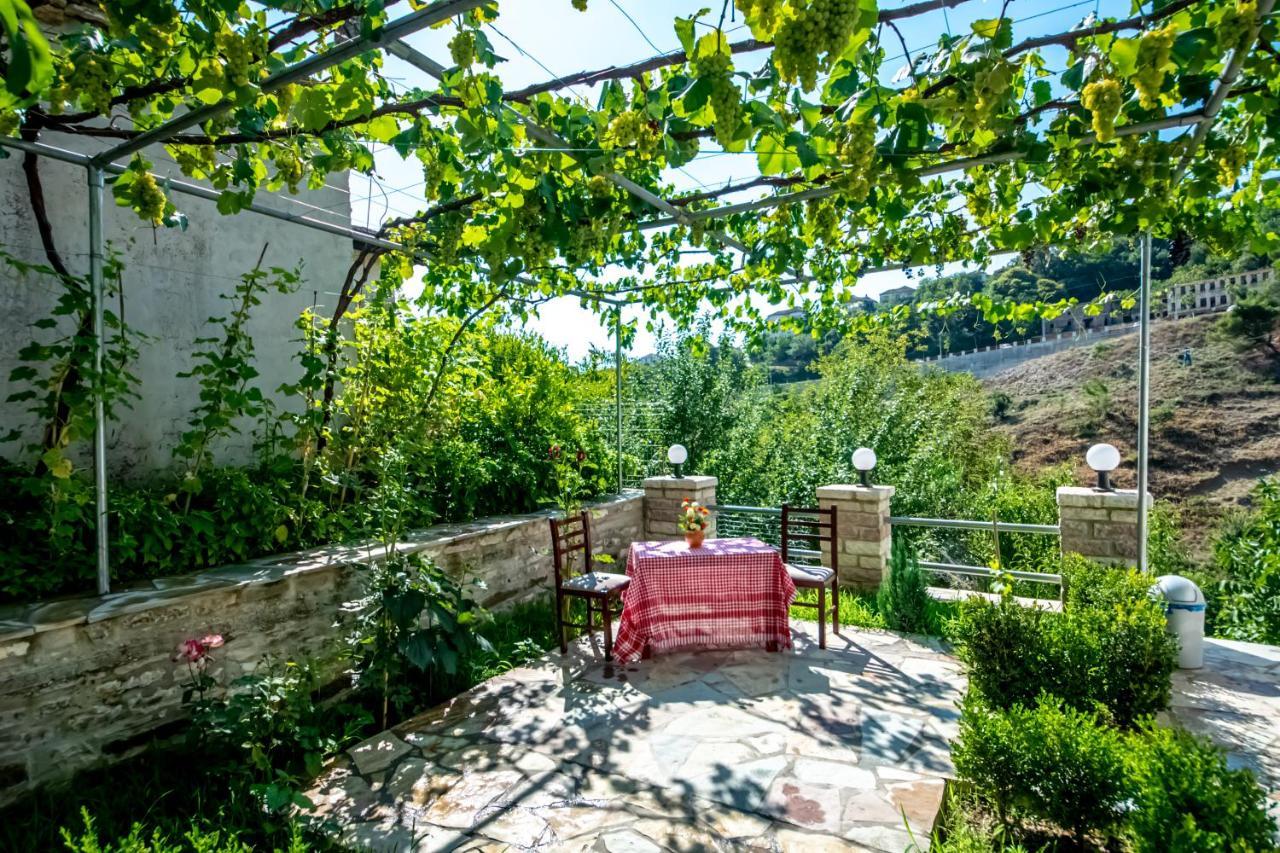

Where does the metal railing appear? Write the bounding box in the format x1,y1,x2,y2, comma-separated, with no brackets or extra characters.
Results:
888,515,1063,588
711,505,823,565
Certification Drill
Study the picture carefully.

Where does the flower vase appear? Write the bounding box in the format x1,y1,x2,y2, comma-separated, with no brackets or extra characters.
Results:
684,529,705,549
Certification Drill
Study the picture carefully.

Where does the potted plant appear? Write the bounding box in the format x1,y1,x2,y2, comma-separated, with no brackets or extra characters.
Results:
678,498,711,548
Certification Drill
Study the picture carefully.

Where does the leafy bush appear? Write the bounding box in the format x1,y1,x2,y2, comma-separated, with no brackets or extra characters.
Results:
953,571,1176,727
951,596,1050,711
192,659,368,814
1212,477,1280,644
1060,553,1152,611
344,552,492,728
952,695,1129,843
1126,723,1278,852
878,541,931,634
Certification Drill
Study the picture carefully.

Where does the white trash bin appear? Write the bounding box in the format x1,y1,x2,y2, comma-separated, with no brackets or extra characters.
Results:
1151,575,1206,669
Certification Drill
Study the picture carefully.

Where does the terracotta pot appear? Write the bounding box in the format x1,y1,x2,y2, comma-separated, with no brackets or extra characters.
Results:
684,529,705,548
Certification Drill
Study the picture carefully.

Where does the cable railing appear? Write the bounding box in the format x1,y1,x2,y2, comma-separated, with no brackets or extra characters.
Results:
711,504,822,566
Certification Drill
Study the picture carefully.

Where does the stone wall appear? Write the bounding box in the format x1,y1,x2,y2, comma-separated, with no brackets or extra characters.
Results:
0,493,642,806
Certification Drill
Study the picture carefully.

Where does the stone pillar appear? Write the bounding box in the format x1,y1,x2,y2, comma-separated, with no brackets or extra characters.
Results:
1056,486,1151,566
642,475,717,541
816,484,895,589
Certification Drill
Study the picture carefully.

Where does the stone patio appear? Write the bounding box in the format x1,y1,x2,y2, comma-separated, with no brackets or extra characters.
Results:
304,623,962,851
303,624,1280,851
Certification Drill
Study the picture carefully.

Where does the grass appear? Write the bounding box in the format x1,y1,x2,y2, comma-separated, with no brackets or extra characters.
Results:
791,586,958,640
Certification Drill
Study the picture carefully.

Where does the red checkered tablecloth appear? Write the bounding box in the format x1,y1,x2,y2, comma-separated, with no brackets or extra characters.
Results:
611,537,796,663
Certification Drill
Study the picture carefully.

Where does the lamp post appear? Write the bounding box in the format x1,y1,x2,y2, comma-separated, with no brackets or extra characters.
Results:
667,444,688,479
1086,443,1121,491
852,447,877,488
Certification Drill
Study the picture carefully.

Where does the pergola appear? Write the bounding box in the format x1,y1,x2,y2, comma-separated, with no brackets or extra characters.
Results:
2,0,1273,592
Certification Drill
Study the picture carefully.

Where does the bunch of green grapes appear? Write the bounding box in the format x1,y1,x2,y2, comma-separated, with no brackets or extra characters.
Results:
0,111,19,137
1217,144,1248,185
734,0,783,37
449,30,476,67
1082,78,1123,142
276,83,298,120
1219,0,1257,51
968,60,1014,127
831,116,877,202
697,52,743,145
65,53,114,115
571,0,588,9
215,31,254,88
805,197,840,244
587,175,613,199
133,171,168,225
169,145,219,178
272,148,305,192
774,0,859,89
608,110,659,155
1133,26,1175,109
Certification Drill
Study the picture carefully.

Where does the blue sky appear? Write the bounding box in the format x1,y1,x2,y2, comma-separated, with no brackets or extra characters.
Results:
349,0,1132,359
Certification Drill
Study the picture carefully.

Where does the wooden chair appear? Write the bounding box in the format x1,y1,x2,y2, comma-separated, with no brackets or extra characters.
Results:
549,510,630,661
780,504,839,649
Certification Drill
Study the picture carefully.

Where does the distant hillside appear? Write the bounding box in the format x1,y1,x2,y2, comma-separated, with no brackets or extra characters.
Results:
984,313,1280,549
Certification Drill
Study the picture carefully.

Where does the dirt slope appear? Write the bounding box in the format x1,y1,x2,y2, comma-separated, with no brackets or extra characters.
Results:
985,314,1280,545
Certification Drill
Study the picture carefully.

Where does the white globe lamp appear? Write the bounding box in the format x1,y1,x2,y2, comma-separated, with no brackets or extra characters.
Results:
667,443,688,479
1086,442,1121,491
852,447,877,488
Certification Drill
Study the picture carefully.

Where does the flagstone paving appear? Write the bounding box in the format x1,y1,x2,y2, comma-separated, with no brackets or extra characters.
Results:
303,624,1280,851
304,623,960,851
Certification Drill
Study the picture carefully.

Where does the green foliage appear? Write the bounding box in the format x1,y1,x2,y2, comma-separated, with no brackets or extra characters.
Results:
1215,275,1280,371
59,809,276,853
175,257,301,510
1125,722,1278,852
877,541,931,634
191,659,368,816
953,562,1176,727
343,553,492,728
952,695,1129,843
988,390,1013,422
1060,552,1152,611
1212,477,1280,644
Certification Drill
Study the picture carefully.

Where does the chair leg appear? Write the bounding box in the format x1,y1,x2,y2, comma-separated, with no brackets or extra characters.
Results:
555,592,567,654
817,586,827,650
832,579,840,636
602,596,614,662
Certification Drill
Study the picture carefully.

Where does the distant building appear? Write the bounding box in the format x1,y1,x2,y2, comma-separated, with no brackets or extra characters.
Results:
877,284,917,306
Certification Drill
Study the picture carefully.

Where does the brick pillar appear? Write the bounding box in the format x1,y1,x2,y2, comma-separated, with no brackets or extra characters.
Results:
816,484,895,589
642,476,717,541
1056,486,1152,566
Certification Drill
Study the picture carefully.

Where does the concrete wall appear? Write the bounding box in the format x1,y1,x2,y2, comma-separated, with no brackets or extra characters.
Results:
0,492,643,805
0,139,355,475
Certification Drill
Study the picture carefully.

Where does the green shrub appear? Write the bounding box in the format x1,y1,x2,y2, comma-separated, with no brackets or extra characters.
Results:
1213,477,1280,645
1060,553,1152,611
953,583,1176,727
951,596,1049,711
952,695,1129,843
878,542,932,634
1126,723,1278,853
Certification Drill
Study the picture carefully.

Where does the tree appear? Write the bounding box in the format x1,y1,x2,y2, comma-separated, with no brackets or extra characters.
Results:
1217,280,1280,373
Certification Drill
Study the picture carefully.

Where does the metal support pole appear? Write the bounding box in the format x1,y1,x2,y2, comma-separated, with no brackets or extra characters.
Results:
88,165,110,595
1136,232,1152,572
614,307,624,494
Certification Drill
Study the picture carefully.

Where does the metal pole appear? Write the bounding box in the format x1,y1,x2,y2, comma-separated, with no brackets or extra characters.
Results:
88,165,110,595
614,307,624,494
1136,232,1152,572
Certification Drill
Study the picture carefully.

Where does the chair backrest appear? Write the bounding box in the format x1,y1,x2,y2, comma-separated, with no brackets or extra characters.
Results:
549,509,593,586
780,504,838,575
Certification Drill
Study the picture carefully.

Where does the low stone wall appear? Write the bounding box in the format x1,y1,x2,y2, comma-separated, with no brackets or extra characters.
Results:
0,493,642,806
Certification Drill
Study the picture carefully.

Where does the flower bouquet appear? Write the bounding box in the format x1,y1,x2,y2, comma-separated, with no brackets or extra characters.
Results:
678,498,711,548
